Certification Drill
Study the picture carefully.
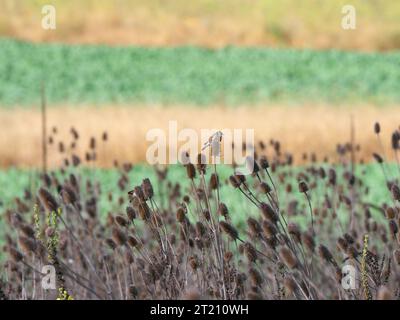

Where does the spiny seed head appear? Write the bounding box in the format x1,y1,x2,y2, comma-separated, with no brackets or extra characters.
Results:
19,223,35,239
115,215,129,227
209,173,219,190
302,232,315,253
279,246,297,269
262,220,277,238
112,227,127,246
60,185,77,204
392,131,400,150
246,156,259,174
386,207,396,219
391,184,400,201
126,206,136,221
186,163,196,180
218,203,229,218
38,188,59,213
389,220,398,235
141,178,154,199
219,221,238,241
298,181,309,193
196,154,207,174
176,207,186,223
259,156,269,169
260,202,278,223
337,237,348,252
128,236,139,248
288,223,301,243
244,242,258,263
374,122,381,134
105,238,117,250
9,247,23,262
373,153,383,164
248,267,263,286
247,218,262,237
229,175,241,188
260,182,272,194
18,236,36,254
318,244,335,265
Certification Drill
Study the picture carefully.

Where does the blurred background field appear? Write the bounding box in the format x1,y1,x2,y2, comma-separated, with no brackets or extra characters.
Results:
1,0,400,50
0,1,399,170
1,39,400,106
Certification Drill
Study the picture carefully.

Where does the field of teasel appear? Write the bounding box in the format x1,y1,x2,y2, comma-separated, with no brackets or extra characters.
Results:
1,123,400,300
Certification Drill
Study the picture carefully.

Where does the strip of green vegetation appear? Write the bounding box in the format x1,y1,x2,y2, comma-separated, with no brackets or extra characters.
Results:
1,39,400,106
0,163,395,227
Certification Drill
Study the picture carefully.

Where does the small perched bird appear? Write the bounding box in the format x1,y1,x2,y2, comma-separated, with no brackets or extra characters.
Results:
202,131,223,152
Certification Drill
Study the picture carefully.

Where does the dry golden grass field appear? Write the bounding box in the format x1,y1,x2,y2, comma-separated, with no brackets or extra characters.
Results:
1,104,399,168
1,0,400,50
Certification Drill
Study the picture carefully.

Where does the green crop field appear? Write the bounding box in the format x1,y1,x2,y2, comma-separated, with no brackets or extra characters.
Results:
1,39,400,106
0,162,394,228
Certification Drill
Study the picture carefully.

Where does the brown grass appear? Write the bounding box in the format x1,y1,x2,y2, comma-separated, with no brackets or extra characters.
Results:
1,104,399,168
2,0,400,50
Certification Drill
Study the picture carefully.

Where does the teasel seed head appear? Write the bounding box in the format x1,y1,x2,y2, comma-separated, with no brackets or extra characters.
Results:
218,203,229,219
248,267,263,286
105,238,117,250
386,207,396,220
19,223,35,239
260,182,272,194
115,215,129,227
259,156,269,170
337,237,348,253
260,202,278,224
112,227,127,246
372,153,383,163
374,122,381,134
389,220,398,236
244,242,258,263
186,163,196,180
176,207,186,223
38,188,59,213
126,206,136,221
302,232,315,253
9,247,23,262
60,185,77,205
246,156,259,174
141,178,154,200
209,173,219,190
392,131,400,150
18,236,37,254
391,184,400,201
279,246,297,269
262,220,277,238
127,236,139,248
298,181,309,193
196,153,207,174
219,221,239,241
318,244,336,267
229,175,241,188
288,223,301,243
195,222,206,238
247,218,262,237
